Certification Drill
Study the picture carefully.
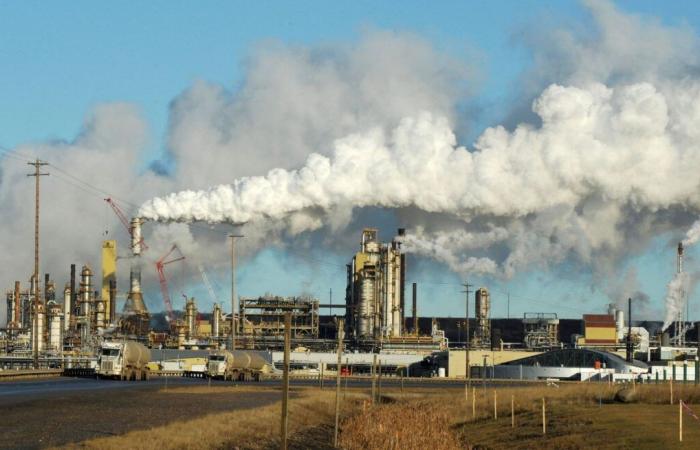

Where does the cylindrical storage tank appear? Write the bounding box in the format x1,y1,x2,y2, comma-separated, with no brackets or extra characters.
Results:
616,310,624,335
661,330,671,346
177,324,186,349
438,367,446,378
359,278,374,337
95,300,105,333
475,288,490,321
47,302,63,353
63,284,71,332
80,265,93,319
212,303,221,338
33,303,46,352
185,298,197,338
231,351,270,372
122,341,151,368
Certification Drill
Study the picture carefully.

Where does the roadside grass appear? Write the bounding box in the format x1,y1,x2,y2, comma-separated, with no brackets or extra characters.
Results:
54,382,700,449
56,386,363,450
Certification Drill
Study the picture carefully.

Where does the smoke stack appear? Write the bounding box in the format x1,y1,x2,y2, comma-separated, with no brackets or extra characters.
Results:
44,273,50,303
412,282,417,335
109,279,117,323
678,241,684,274
13,281,20,328
130,217,143,256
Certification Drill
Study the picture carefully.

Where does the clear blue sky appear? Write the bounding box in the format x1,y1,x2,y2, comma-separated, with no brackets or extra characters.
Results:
2,1,699,319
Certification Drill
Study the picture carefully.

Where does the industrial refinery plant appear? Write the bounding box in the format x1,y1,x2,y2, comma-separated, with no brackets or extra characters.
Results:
1,202,698,384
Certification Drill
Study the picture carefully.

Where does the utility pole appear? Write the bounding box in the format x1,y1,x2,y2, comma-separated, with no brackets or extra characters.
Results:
334,318,344,447
462,282,473,382
28,159,48,369
626,297,633,362
281,312,291,450
507,292,510,319
229,233,243,351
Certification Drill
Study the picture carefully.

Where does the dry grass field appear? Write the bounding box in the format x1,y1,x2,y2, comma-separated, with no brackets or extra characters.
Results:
45,381,700,449
340,382,700,450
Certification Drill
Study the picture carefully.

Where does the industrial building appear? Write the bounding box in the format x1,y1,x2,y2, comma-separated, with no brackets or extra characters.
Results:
345,228,405,342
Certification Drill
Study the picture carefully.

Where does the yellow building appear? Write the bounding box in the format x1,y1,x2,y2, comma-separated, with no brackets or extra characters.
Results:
447,349,543,378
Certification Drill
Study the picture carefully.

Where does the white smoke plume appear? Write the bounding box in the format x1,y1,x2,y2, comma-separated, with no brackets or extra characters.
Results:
4,0,700,326
140,80,700,280
682,219,700,246
662,272,689,331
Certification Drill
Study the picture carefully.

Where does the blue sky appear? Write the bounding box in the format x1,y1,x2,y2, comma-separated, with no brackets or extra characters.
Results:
2,1,700,320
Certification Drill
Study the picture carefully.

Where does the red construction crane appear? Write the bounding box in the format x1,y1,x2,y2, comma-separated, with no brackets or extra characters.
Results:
104,197,148,251
156,244,185,322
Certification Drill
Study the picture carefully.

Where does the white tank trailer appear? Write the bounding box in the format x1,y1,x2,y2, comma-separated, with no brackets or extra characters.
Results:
206,350,271,381
97,340,151,380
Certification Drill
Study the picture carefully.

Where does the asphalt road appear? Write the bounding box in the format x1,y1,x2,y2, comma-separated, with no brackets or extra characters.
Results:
0,377,281,450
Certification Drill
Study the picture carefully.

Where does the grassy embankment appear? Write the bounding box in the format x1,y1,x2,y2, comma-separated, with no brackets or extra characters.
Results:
56,382,700,449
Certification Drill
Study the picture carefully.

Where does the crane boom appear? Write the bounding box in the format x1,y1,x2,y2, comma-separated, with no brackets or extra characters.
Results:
155,244,185,322
198,264,219,305
104,197,148,251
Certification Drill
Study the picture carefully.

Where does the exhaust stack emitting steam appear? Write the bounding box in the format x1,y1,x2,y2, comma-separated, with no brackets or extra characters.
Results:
141,81,700,279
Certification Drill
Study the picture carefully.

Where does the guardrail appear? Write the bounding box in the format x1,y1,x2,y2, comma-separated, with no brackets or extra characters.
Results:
0,369,63,380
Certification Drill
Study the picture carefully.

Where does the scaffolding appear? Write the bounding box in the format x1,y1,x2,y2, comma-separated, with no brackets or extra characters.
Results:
238,295,319,349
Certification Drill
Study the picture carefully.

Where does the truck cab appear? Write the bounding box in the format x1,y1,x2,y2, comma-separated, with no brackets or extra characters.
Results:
207,352,229,378
98,342,124,378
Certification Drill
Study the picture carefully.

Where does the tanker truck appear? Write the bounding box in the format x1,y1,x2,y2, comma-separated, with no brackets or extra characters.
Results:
207,350,272,381
97,340,151,381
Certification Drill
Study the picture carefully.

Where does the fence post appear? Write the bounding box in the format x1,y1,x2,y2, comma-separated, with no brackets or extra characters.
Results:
670,377,674,405
542,398,546,435
371,354,377,405
472,386,476,419
493,390,497,420
511,394,514,428
333,318,344,448
679,399,683,442
377,359,382,402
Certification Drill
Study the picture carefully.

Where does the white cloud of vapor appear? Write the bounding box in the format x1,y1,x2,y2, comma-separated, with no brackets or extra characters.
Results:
4,1,700,328
0,30,470,325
